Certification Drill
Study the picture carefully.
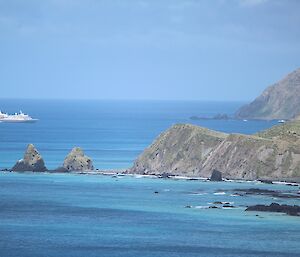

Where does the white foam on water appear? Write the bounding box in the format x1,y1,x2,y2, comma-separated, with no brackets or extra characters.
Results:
214,192,226,195
194,206,210,209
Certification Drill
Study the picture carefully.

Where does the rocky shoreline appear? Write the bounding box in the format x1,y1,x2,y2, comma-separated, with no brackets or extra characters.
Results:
2,117,300,183
1,148,300,218
2,143,300,186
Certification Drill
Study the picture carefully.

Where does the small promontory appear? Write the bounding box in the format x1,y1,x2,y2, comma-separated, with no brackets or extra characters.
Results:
130,122,300,180
235,68,300,120
62,147,94,171
12,144,47,172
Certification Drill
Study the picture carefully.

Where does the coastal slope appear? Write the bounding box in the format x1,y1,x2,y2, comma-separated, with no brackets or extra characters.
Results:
130,124,227,177
130,122,300,180
235,68,300,120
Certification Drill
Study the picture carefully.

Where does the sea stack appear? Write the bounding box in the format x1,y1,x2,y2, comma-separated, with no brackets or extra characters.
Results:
12,144,47,172
63,147,94,171
210,170,222,181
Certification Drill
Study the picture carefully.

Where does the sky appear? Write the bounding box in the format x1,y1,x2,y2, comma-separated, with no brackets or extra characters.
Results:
0,0,299,101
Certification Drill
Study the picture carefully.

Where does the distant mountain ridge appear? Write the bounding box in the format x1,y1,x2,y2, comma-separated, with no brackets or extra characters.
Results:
235,68,300,120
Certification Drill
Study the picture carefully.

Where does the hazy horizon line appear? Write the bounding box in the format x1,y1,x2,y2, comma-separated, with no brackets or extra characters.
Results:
0,97,250,103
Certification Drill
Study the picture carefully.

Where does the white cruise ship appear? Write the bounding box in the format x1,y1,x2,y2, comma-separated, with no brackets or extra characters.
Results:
0,111,38,123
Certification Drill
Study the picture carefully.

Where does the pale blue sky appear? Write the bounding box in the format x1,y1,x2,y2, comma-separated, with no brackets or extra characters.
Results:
0,0,299,101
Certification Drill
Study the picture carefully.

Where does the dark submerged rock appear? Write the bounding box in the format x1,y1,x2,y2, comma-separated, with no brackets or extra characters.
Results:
223,204,235,208
51,167,68,173
209,206,220,209
245,203,300,216
210,170,222,181
213,201,223,205
11,144,47,172
158,172,173,179
259,179,273,184
234,188,300,199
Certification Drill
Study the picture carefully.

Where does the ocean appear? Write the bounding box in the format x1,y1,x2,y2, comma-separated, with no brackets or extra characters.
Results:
0,99,278,170
1,99,298,257
0,173,300,257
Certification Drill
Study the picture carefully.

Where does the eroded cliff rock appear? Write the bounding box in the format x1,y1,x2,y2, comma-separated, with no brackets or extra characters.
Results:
63,147,94,171
12,144,47,172
130,124,227,176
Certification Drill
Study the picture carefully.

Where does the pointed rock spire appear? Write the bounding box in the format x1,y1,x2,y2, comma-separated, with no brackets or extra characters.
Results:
63,147,94,171
12,144,47,172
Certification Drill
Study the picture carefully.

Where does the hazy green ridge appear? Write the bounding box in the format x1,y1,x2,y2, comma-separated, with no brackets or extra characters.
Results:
235,68,300,120
256,120,300,142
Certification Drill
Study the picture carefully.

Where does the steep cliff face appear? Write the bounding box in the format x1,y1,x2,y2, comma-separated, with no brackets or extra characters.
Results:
235,68,300,120
130,122,300,180
201,134,300,180
130,124,227,176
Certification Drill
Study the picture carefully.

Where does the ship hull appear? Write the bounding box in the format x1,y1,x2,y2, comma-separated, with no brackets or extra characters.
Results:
0,119,38,123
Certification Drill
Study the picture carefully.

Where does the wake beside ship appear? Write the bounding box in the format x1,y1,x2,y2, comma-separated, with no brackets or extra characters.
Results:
0,111,38,123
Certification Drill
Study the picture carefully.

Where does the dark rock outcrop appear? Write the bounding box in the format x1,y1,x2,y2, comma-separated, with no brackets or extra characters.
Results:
190,114,230,120
12,144,47,172
258,179,273,184
233,188,300,199
63,147,94,171
235,68,300,120
210,169,222,181
245,203,300,216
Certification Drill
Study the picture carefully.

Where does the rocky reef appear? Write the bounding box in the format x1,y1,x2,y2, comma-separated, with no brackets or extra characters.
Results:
235,68,300,120
62,147,94,171
246,203,300,216
11,144,47,172
130,121,300,180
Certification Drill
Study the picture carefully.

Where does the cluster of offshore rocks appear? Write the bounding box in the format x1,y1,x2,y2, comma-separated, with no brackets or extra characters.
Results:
7,144,94,172
183,188,300,216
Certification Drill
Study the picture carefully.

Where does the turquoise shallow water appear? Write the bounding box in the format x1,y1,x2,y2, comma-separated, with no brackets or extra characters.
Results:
0,172,300,257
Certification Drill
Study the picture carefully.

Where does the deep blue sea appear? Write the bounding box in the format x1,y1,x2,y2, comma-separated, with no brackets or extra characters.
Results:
0,99,278,170
1,99,298,257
